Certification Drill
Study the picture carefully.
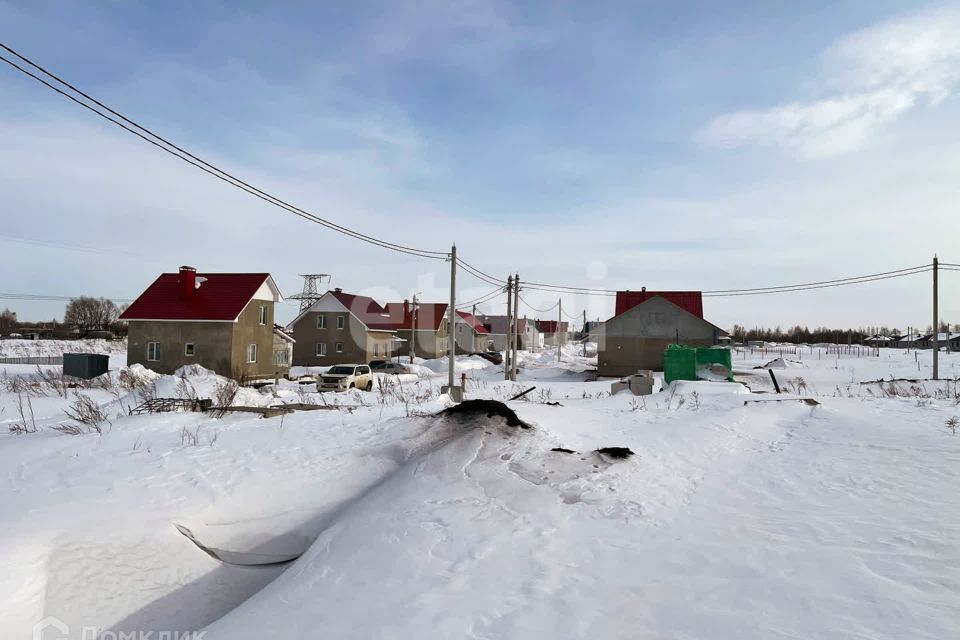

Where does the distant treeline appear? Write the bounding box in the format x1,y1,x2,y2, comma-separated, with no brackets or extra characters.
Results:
730,323,957,344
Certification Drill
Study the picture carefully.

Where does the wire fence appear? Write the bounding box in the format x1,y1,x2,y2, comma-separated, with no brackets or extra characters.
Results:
0,356,64,365
733,346,881,361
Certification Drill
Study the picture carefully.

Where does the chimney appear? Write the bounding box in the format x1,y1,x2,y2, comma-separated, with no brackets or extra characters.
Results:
403,299,409,315
179,266,197,299
641,286,647,292
334,287,342,293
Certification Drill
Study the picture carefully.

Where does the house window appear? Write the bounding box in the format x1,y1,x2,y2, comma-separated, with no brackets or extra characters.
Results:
337,315,345,330
336,342,344,353
373,344,379,357
316,342,327,357
259,306,267,325
147,342,160,362
317,315,327,329
276,350,288,366
184,343,195,357
247,344,257,363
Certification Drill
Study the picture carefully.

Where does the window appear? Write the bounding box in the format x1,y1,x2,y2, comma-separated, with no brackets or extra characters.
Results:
247,344,257,363
317,315,327,329
184,343,195,357
259,306,267,325
373,344,379,357
335,342,344,353
276,350,288,366
357,366,370,375
147,342,160,362
337,315,345,330
316,342,327,357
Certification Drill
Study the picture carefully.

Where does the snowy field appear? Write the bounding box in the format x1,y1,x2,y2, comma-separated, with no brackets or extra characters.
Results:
1,343,959,639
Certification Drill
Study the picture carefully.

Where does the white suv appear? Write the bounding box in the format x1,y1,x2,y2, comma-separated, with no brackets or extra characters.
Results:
318,364,374,392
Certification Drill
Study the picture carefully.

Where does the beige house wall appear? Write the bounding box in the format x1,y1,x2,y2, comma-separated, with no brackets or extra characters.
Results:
126,301,278,380
127,320,234,376
395,327,448,359
229,300,279,380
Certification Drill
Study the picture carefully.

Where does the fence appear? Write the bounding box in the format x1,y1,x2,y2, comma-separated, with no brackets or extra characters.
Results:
0,356,64,365
734,346,881,361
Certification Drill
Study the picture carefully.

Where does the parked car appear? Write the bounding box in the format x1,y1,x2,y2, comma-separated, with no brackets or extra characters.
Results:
368,360,389,369
371,361,410,375
317,364,374,392
473,351,503,365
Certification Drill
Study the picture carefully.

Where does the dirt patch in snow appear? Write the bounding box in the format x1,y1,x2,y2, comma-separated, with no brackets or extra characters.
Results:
595,447,634,459
437,399,531,429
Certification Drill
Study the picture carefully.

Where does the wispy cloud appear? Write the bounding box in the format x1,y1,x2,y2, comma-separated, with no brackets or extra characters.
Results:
698,4,960,157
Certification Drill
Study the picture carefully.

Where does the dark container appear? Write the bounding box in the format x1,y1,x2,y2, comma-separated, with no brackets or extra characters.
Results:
63,353,110,380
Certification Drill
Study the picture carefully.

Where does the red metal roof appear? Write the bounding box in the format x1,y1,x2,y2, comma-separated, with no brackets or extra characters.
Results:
615,290,703,319
537,320,568,333
120,272,273,321
457,310,490,334
383,302,448,331
331,290,397,330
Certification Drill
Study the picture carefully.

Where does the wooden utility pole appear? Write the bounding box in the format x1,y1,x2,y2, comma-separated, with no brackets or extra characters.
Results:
511,273,520,381
933,255,939,380
582,309,587,357
505,276,513,381
446,244,458,397
557,298,562,362
409,294,417,364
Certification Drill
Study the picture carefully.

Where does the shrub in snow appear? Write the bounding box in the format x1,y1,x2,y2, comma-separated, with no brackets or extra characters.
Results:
63,393,112,435
946,416,959,435
7,394,38,435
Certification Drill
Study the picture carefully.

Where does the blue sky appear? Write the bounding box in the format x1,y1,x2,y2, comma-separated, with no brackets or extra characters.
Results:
1,1,958,329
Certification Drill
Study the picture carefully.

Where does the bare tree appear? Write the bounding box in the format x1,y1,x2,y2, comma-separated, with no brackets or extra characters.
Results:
64,297,119,332
0,308,16,334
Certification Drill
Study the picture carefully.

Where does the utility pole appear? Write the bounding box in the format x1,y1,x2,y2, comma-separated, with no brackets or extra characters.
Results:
512,273,520,381
583,309,587,357
557,298,562,362
933,255,939,380
505,276,513,381
410,294,417,364
447,245,458,397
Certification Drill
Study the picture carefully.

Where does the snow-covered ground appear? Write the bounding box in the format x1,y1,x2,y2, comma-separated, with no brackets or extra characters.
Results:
1,345,958,639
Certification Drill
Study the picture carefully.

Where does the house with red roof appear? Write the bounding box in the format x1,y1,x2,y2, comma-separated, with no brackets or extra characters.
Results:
595,289,727,377
536,320,569,348
454,310,493,353
287,290,458,365
287,288,400,367
383,300,451,361
119,266,284,380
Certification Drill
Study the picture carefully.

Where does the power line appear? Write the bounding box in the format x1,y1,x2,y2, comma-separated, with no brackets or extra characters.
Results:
523,265,932,298
0,43,448,261
456,286,505,309
0,43,950,305
455,258,503,287
703,264,930,294
0,292,133,303
518,295,558,313
703,268,931,297
456,258,503,285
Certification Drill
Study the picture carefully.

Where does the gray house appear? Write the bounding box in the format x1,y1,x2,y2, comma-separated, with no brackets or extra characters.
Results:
595,295,726,377
288,289,397,367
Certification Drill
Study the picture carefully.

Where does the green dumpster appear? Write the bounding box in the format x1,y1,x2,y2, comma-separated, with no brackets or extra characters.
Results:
663,344,698,383
695,346,734,381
